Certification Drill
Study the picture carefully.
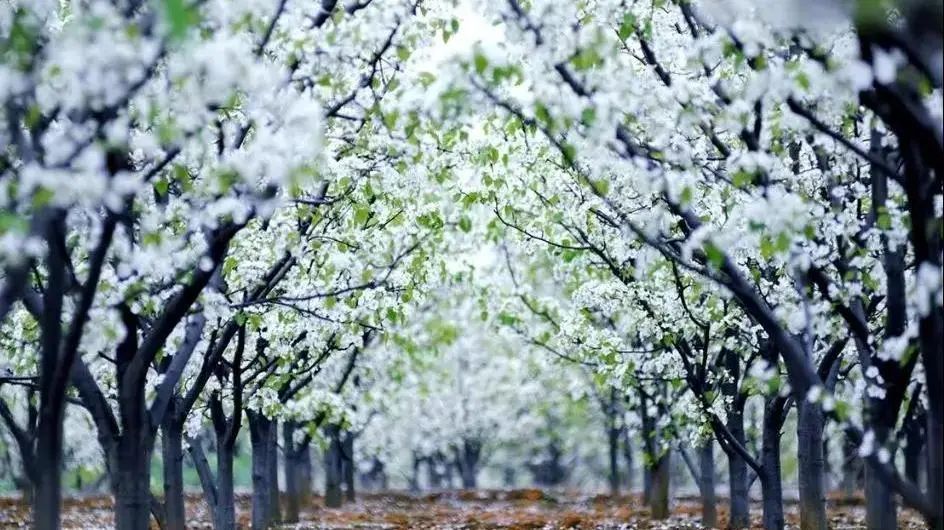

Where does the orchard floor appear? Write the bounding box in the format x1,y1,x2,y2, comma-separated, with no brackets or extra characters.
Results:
0,490,930,529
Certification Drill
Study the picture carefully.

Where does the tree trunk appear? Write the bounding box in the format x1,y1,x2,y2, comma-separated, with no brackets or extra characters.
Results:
640,396,655,506
299,443,313,501
797,400,828,530
408,454,421,493
649,450,670,519
698,442,717,529
608,423,620,496
113,433,154,530
248,412,279,530
33,413,64,530
455,439,481,489
727,412,750,529
341,431,355,502
161,416,187,530
904,419,924,487
283,421,303,523
324,425,343,507
761,397,785,530
215,442,236,530
621,428,634,492
926,409,943,530
268,420,280,523
643,464,652,505
865,424,897,530
723,349,749,529
840,433,861,497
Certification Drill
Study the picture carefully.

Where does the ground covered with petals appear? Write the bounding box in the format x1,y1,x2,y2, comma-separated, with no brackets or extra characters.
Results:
0,490,930,529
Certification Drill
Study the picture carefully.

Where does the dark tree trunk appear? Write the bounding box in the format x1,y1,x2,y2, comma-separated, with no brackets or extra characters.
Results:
904,417,924,487
865,425,897,530
455,439,481,489
926,408,943,530
33,413,64,530
698,442,717,529
426,451,447,489
643,462,652,505
648,450,670,519
761,396,785,530
249,412,278,530
722,349,749,529
797,400,827,530
341,431,355,502
283,421,306,523
840,434,861,497
324,425,343,507
268,420,280,523
621,428,634,492
409,454,421,493
640,397,655,506
727,414,750,529
608,423,621,496
113,432,154,530
161,415,187,530
299,443,313,499
215,442,237,530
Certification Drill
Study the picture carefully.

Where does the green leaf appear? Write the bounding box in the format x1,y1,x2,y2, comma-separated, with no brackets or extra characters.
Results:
760,235,775,259
498,312,519,326
571,48,602,71
775,232,791,253
32,186,54,208
154,179,169,197
877,210,891,230
382,110,399,129
0,212,28,234
618,12,637,40
732,169,754,188
592,178,610,196
534,103,553,129
162,0,200,41
223,256,238,275
354,206,370,226
704,241,725,268
458,216,472,233
473,53,489,75
417,212,444,230
795,71,810,91
561,142,577,163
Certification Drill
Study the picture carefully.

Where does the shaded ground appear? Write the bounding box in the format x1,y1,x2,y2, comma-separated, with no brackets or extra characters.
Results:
0,489,930,529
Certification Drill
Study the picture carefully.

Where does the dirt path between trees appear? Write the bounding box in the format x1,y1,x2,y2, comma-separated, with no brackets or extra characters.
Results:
0,489,930,529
